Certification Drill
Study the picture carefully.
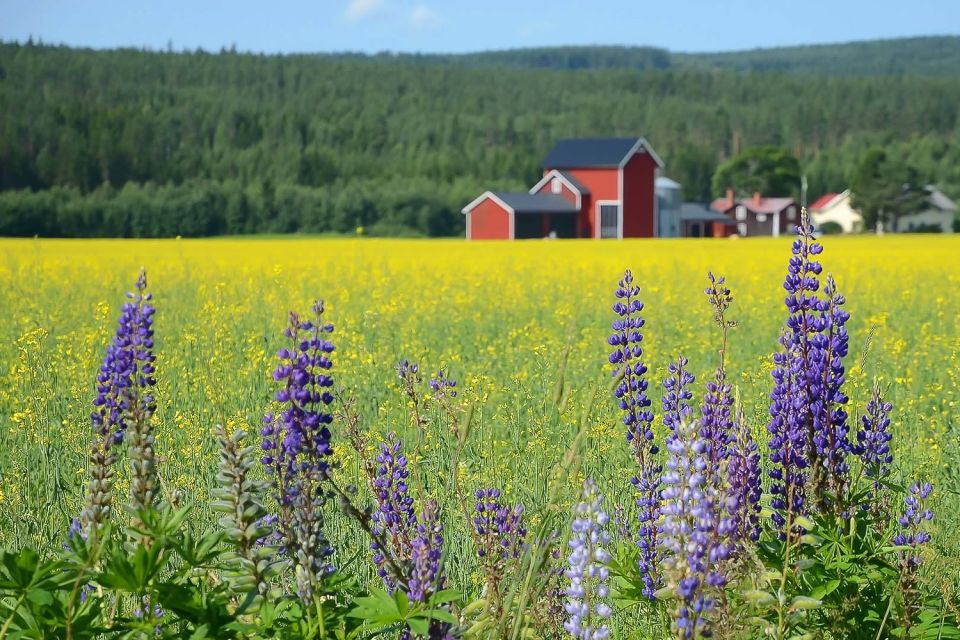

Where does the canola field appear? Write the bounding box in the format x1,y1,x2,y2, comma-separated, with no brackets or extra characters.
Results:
1,235,959,585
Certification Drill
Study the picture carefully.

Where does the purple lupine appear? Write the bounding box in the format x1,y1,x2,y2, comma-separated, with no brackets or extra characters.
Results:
260,300,336,601
563,479,613,640
768,216,828,536
662,356,695,441
698,368,734,480
429,369,458,399
408,499,445,603
811,275,852,508
855,382,894,502
659,420,731,639
727,404,763,543
609,269,661,599
80,270,156,537
370,432,417,589
473,488,527,568
895,482,934,571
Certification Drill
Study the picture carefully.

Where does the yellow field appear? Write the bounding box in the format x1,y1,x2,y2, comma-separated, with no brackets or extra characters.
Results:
1,235,959,576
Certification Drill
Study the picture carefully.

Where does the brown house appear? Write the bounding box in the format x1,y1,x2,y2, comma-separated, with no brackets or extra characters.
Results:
711,189,798,237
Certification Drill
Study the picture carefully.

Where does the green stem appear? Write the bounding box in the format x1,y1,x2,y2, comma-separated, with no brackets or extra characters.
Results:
0,592,27,639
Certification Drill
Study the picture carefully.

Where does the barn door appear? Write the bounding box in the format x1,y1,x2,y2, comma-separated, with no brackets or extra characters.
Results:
598,202,620,238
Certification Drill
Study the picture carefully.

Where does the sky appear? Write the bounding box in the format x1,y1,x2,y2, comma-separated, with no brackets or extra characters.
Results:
1,0,958,55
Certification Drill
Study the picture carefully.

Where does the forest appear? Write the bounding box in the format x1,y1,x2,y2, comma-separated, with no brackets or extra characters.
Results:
1,37,959,237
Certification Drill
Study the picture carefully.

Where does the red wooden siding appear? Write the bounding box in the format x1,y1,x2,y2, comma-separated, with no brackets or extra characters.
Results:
545,167,619,238
622,152,657,238
531,178,579,207
467,197,511,240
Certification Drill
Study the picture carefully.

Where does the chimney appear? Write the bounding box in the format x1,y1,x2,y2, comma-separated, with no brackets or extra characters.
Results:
725,188,734,206
753,192,762,206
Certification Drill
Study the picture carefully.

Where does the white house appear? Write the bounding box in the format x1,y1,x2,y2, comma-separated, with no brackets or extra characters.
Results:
897,186,956,233
809,190,863,234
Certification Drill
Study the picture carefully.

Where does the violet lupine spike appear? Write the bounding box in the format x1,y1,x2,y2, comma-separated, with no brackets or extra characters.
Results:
895,482,934,571
662,356,696,442
563,479,613,640
767,214,828,536
429,369,458,399
855,382,894,500
728,403,762,543
698,367,735,481
370,432,417,589
609,269,661,599
473,488,527,577
80,269,157,537
811,275,852,507
659,420,730,640
408,499,445,603
260,300,336,602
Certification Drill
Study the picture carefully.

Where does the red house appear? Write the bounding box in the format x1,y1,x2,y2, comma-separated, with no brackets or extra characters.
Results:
710,190,798,237
462,137,663,239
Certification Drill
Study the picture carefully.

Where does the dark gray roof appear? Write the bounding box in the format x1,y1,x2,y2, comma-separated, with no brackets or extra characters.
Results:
492,192,578,214
555,170,591,195
680,202,736,224
542,137,641,169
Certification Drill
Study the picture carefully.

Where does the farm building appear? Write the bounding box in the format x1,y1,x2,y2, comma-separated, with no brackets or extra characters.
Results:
897,186,956,233
810,190,863,233
655,177,735,238
711,190,798,237
462,137,663,239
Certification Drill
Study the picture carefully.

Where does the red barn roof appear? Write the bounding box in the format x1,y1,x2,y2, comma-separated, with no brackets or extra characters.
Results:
809,193,839,210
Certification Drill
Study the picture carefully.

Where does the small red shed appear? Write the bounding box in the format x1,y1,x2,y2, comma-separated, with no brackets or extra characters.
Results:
463,137,663,240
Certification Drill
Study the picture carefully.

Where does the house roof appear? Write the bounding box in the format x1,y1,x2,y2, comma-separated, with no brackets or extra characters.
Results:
529,169,591,198
712,195,796,215
680,203,736,224
810,193,838,210
926,186,957,212
489,191,579,214
655,176,682,190
541,137,664,169
555,170,590,195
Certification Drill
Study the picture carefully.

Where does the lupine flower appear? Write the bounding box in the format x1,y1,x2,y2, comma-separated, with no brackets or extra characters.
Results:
855,382,894,498
429,369,457,399
408,499,445,603
662,356,695,441
370,432,417,588
260,300,336,602
727,403,762,543
609,269,661,599
768,216,827,535
811,275,851,507
473,488,526,571
895,482,934,571
659,421,732,639
78,270,156,538
698,367,734,480
133,594,164,635
563,479,613,640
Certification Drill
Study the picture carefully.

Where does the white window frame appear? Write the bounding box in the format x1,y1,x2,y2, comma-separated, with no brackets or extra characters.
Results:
551,177,562,194
736,205,747,221
757,213,768,223
737,222,747,237
596,200,622,239
786,206,796,221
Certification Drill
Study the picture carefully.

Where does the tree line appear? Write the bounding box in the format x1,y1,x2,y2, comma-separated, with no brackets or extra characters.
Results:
1,41,959,237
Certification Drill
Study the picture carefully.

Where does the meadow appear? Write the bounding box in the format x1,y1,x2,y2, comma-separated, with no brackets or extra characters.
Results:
1,234,959,637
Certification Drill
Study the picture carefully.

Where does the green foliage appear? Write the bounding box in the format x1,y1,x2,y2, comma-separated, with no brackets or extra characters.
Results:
1,41,960,236
711,146,802,199
849,148,928,230
818,221,843,235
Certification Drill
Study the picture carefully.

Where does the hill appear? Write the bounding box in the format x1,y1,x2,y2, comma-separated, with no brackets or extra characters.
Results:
0,38,959,237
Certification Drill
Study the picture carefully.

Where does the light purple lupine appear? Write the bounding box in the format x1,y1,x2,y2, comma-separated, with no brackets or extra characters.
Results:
564,479,613,640
473,488,527,585
260,300,336,601
429,369,458,399
662,356,695,442
370,432,417,589
408,499,445,603
609,269,661,599
895,482,934,571
727,404,762,543
855,382,894,502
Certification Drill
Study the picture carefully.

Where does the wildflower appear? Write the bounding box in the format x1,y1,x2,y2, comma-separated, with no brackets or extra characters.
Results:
473,488,526,569
659,421,731,639
662,356,695,440
563,479,613,640
260,300,336,602
79,269,156,537
727,403,762,543
767,215,827,535
370,432,417,589
855,382,894,500
894,482,934,634
609,268,661,599
408,499,444,603
429,369,458,399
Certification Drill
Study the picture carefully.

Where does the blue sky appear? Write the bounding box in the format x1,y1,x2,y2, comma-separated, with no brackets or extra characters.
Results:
2,0,958,54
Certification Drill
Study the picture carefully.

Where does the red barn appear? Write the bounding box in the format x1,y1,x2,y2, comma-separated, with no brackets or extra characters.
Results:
463,137,663,239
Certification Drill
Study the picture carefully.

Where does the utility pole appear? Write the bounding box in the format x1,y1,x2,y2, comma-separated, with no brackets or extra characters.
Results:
801,174,808,209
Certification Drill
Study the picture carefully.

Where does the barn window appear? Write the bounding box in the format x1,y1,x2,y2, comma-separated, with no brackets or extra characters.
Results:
598,202,620,238
737,222,747,236
551,177,562,194
757,213,767,223
787,206,796,221
736,205,747,221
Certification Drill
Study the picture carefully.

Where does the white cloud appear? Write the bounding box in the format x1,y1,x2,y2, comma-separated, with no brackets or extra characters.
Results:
344,0,383,21
410,4,440,27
